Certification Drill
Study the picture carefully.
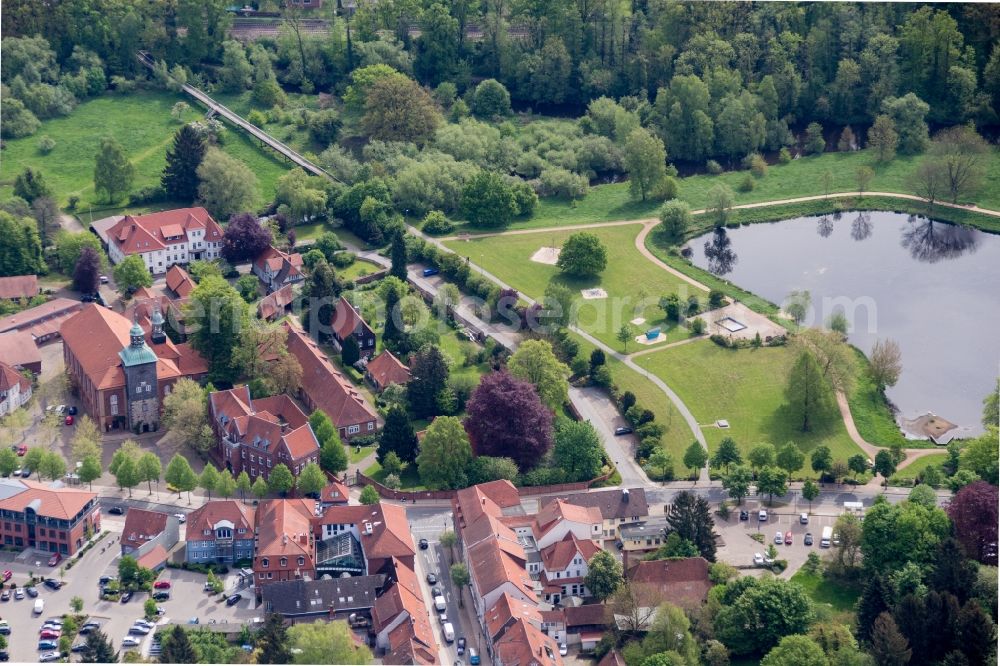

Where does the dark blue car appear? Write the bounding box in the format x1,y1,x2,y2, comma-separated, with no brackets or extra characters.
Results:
38,640,58,651
422,268,439,277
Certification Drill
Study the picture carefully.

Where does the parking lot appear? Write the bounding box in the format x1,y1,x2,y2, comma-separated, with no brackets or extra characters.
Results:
715,501,845,578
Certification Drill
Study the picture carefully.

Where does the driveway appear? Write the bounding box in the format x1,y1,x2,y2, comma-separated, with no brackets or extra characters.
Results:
570,386,646,487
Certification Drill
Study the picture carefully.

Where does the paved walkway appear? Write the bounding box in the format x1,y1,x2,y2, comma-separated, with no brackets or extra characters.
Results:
835,391,945,472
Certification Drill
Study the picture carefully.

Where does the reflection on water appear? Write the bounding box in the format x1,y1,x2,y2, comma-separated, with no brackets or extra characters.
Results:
687,211,1000,432
702,227,738,275
901,218,979,263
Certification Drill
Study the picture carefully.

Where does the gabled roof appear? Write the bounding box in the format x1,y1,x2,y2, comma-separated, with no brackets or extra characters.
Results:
463,513,523,557
454,480,521,531
494,618,563,666
468,538,533,601
0,331,41,370
123,509,169,549
374,559,438,664
539,533,600,573
315,503,415,562
598,650,626,666
320,479,350,505
0,275,39,300
106,207,222,254
331,296,369,340
564,604,610,628
255,499,316,563
137,544,169,570
485,592,543,642
366,350,410,387
535,500,601,538
545,488,649,522
626,557,712,609
209,385,254,425
0,478,95,520
186,500,255,542
0,361,30,395
165,265,195,298
258,284,294,320
252,394,309,429
282,319,377,430
0,298,82,335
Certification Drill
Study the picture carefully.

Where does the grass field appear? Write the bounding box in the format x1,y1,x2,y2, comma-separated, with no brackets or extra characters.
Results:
522,147,1000,230
339,258,384,282
789,568,862,614
0,90,290,212
443,224,704,350
633,340,865,477
890,453,949,484
846,348,908,448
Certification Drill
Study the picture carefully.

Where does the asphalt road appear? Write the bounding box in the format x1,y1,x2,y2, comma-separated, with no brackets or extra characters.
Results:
570,385,646,486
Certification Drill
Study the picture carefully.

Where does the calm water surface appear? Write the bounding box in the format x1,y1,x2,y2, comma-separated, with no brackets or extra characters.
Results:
688,211,1000,436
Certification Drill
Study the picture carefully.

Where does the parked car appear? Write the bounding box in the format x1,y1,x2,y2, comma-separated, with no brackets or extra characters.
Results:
804,533,814,546
0,649,7,662
739,510,749,521
43,578,61,590
108,506,124,515
799,513,809,524
64,415,74,426
20,469,30,478
48,553,61,567
100,275,109,284
134,620,155,630
560,644,569,657
431,587,442,597
129,625,150,635
763,552,774,566
784,531,793,545
14,588,24,600
422,268,440,277
173,513,186,523
0,623,9,636
0,591,8,602
753,552,765,566
120,591,133,603
152,591,170,601
426,573,438,585
121,636,141,648
39,651,61,662
759,509,768,522
79,622,101,634
25,586,38,598
419,538,429,550
39,629,61,640
1,570,10,583
67,406,78,416
203,581,215,592
153,581,171,589
614,426,633,436
774,531,783,544
71,643,88,653
16,445,26,456
456,638,466,656
469,648,480,665
226,594,242,607
37,640,58,651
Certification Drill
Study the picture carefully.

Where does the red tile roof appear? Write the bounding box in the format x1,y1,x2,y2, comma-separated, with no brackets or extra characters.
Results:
0,361,30,395
626,557,712,609
0,275,38,300
107,207,222,255
123,509,169,549
0,331,41,370
540,533,601,573
186,500,255,542
331,296,368,340
252,394,309,429
137,544,169,570
376,558,438,665
598,650,626,666
494,618,563,666
0,298,82,335
282,319,377,431
255,499,315,564
453,480,521,531
0,479,96,521
468,538,533,601
535,500,601,538
257,284,294,320
314,503,415,562
564,604,609,628
255,246,304,274
165,265,195,299
210,387,319,463
366,350,410,388
486,592,543,642
320,479,350,505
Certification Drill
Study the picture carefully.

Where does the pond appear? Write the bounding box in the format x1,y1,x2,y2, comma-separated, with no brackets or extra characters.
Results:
687,211,1000,438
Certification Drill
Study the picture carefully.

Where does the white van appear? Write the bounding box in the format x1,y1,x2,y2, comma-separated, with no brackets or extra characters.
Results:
820,526,833,548
442,622,455,643
33,598,45,615
434,595,447,612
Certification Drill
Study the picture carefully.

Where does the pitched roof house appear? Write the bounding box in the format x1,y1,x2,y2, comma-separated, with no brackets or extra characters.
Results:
121,508,169,555
106,207,224,274
365,350,410,392
185,500,256,565
253,499,317,590
282,318,378,439
253,245,304,293
208,385,320,483
0,478,100,556
0,275,39,300
626,557,712,610
331,296,376,360
0,361,32,417
494,618,564,666
533,500,602,549
165,265,195,299
0,297,83,343
544,488,649,540
538,533,601,603
0,331,42,375
257,284,294,321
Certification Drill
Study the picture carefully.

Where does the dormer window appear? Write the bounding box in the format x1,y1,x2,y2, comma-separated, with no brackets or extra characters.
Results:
280,557,287,567
297,556,304,566
261,558,269,568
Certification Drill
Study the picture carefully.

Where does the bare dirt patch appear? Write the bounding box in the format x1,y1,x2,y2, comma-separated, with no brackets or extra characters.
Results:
530,246,561,265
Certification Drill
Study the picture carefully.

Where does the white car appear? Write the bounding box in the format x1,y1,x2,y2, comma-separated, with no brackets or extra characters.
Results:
134,619,156,629
174,513,186,524
100,275,109,284
39,651,61,663
753,552,765,566
559,644,568,657
774,531,784,544
122,636,142,648
758,509,768,522
799,513,809,524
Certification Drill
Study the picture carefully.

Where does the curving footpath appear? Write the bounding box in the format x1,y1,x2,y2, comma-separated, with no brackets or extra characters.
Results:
835,392,948,472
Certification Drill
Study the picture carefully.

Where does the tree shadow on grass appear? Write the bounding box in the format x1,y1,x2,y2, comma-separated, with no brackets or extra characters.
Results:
764,397,844,458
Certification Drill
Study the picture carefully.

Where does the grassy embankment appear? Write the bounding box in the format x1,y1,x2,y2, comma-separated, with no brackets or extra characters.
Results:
0,91,291,214
524,147,1000,232
632,340,866,478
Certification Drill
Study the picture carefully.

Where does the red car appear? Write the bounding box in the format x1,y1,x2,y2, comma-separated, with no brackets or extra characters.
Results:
16,445,26,456
64,415,74,426
153,581,171,590
48,552,61,567
39,629,61,640
1,570,11,582
784,531,793,545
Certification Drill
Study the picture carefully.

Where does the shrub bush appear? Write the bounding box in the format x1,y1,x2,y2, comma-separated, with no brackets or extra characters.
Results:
330,251,356,268
706,159,723,175
128,185,166,205
37,136,56,154
778,147,792,164
247,109,267,127
738,173,755,192
422,211,455,235
749,153,768,178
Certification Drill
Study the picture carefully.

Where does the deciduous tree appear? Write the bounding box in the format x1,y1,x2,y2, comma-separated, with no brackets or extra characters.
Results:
460,170,517,229
714,577,813,656
362,75,441,145
93,136,135,203
760,635,828,666
288,620,372,665
557,232,607,277
164,454,198,503
296,462,326,497
186,276,249,383
657,200,692,242
947,481,998,565
162,378,214,454
221,212,272,264
624,128,668,202
868,114,898,163
416,416,472,490
553,419,603,482
72,246,101,294
723,465,753,504
757,465,788,504
507,340,569,411
112,255,153,293
710,437,741,473
929,125,989,204
802,479,819,510
197,148,259,220
682,441,708,476
465,370,553,471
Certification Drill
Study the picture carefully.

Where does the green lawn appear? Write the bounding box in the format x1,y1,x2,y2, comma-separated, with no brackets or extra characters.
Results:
349,443,377,465
518,147,1000,230
0,90,290,212
789,569,861,615
364,460,424,490
443,224,705,350
339,258,385,282
890,453,949,484
846,348,908,448
633,340,865,477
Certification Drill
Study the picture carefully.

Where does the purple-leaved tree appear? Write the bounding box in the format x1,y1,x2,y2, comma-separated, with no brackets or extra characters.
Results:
464,370,553,471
